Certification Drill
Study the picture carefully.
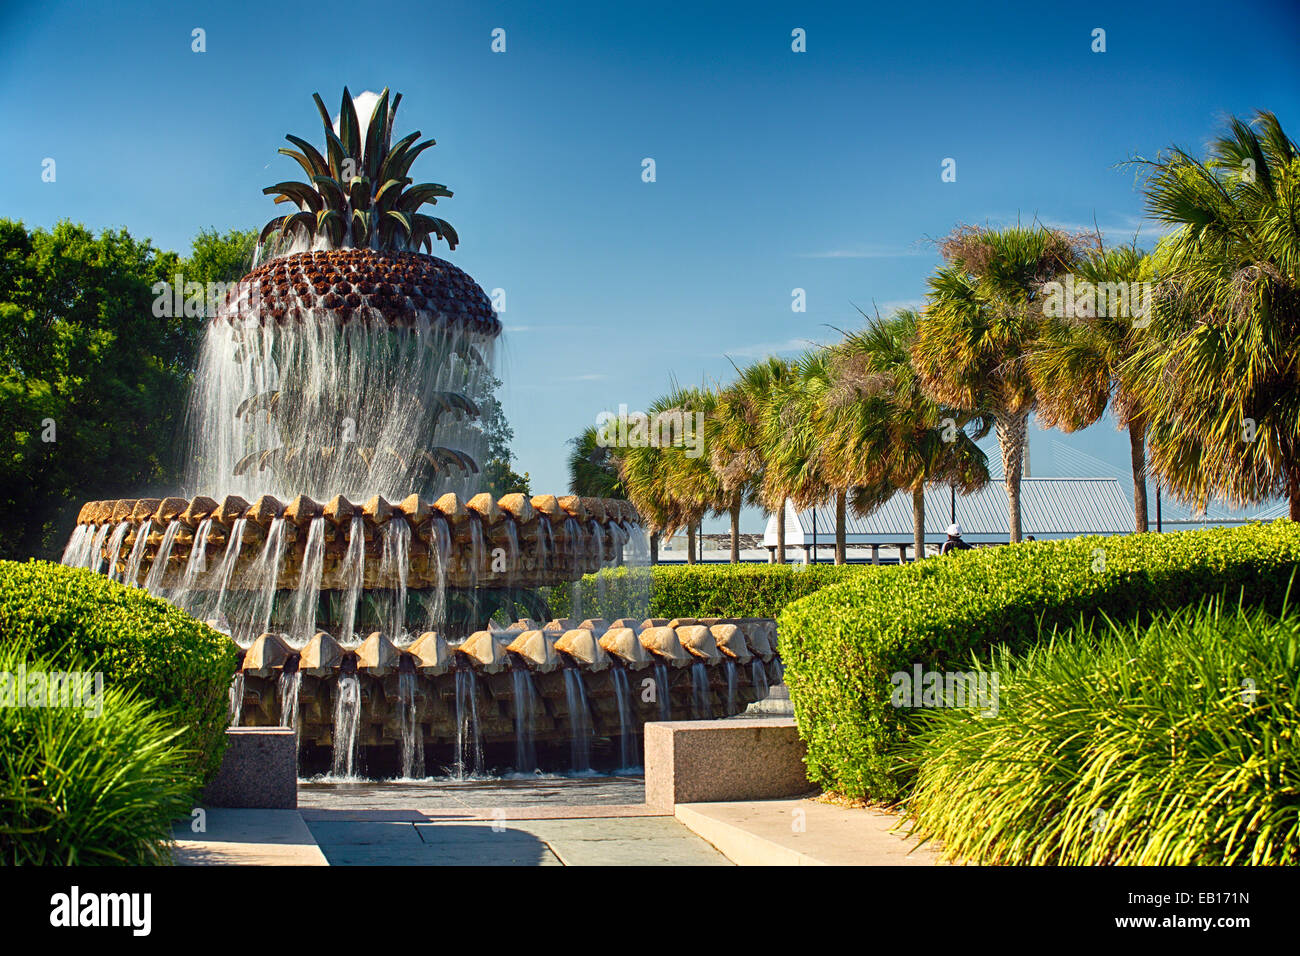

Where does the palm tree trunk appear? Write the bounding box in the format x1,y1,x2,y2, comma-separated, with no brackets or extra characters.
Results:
649,530,659,565
775,503,786,564
835,488,847,565
996,410,1029,543
729,498,741,564
1290,463,1300,521
686,524,697,565
1129,419,1149,533
912,486,925,560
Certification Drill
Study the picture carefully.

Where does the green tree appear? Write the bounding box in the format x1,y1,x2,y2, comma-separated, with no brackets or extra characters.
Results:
1027,244,1154,531
914,225,1086,541
0,220,197,559
1125,111,1300,518
567,426,626,499
827,309,990,559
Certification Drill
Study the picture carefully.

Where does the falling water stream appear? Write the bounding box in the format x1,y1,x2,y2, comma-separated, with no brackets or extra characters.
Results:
397,670,424,778
453,668,483,778
143,520,181,596
289,517,326,645
511,666,538,773
331,674,361,778
690,661,712,720
653,662,672,721
611,666,640,770
122,519,153,586
564,668,593,772
338,515,365,644
278,667,302,745
379,518,410,641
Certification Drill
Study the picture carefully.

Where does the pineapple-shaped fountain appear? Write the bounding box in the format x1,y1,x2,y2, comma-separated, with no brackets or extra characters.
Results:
60,89,779,775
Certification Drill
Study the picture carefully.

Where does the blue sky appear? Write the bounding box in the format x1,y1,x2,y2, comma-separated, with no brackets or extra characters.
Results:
3,0,1298,529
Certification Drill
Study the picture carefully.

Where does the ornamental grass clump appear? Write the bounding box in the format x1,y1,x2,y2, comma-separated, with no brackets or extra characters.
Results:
0,640,196,865
901,597,1300,865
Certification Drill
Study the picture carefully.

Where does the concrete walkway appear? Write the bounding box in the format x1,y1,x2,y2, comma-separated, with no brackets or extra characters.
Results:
172,781,941,866
675,798,943,865
171,809,329,865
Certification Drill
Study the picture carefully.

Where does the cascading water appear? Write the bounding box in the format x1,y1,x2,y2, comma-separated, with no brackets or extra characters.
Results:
564,667,593,772
378,518,410,641
338,515,364,644
724,659,737,715
204,517,247,629
424,516,450,634
242,517,287,644
654,662,672,721
611,666,640,770
183,315,495,504
397,669,424,778
229,672,245,726
511,666,538,773
751,659,770,700
591,521,607,612
453,668,483,778
289,517,326,645
60,525,89,566
102,522,130,580
86,524,113,574
331,673,361,778
177,517,213,598
278,666,302,746
143,520,182,597
122,519,153,586
690,661,712,720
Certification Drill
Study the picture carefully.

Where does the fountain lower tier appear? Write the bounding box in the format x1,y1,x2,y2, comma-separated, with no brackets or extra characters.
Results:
236,617,783,772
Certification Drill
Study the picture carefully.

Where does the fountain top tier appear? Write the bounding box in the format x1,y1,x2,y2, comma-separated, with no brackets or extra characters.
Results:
215,249,501,335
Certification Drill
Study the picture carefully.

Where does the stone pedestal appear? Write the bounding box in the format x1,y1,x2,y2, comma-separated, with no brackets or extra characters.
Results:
644,717,813,810
201,727,297,809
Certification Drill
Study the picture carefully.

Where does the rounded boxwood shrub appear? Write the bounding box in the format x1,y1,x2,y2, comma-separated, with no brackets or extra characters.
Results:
777,521,1300,802
901,599,1300,865
0,641,197,865
0,560,238,780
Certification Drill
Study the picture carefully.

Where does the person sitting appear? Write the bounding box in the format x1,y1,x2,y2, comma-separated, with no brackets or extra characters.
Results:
940,522,971,555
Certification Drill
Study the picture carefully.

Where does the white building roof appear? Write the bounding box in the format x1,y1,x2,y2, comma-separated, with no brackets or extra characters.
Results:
762,477,1134,546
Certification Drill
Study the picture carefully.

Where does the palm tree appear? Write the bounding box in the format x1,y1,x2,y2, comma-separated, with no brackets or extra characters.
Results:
619,386,720,564
567,426,626,499
759,351,838,564
827,309,990,559
914,224,1087,541
711,357,803,563
708,384,755,563
1027,244,1154,531
1124,111,1300,519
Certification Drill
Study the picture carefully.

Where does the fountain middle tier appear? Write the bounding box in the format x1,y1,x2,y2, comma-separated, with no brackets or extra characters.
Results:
67,491,642,642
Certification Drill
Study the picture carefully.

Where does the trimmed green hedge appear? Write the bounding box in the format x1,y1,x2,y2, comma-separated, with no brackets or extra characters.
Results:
0,640,197,865
777,522,1300,802
901,600,1300,864
0,560,238,780
547,563,867,621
